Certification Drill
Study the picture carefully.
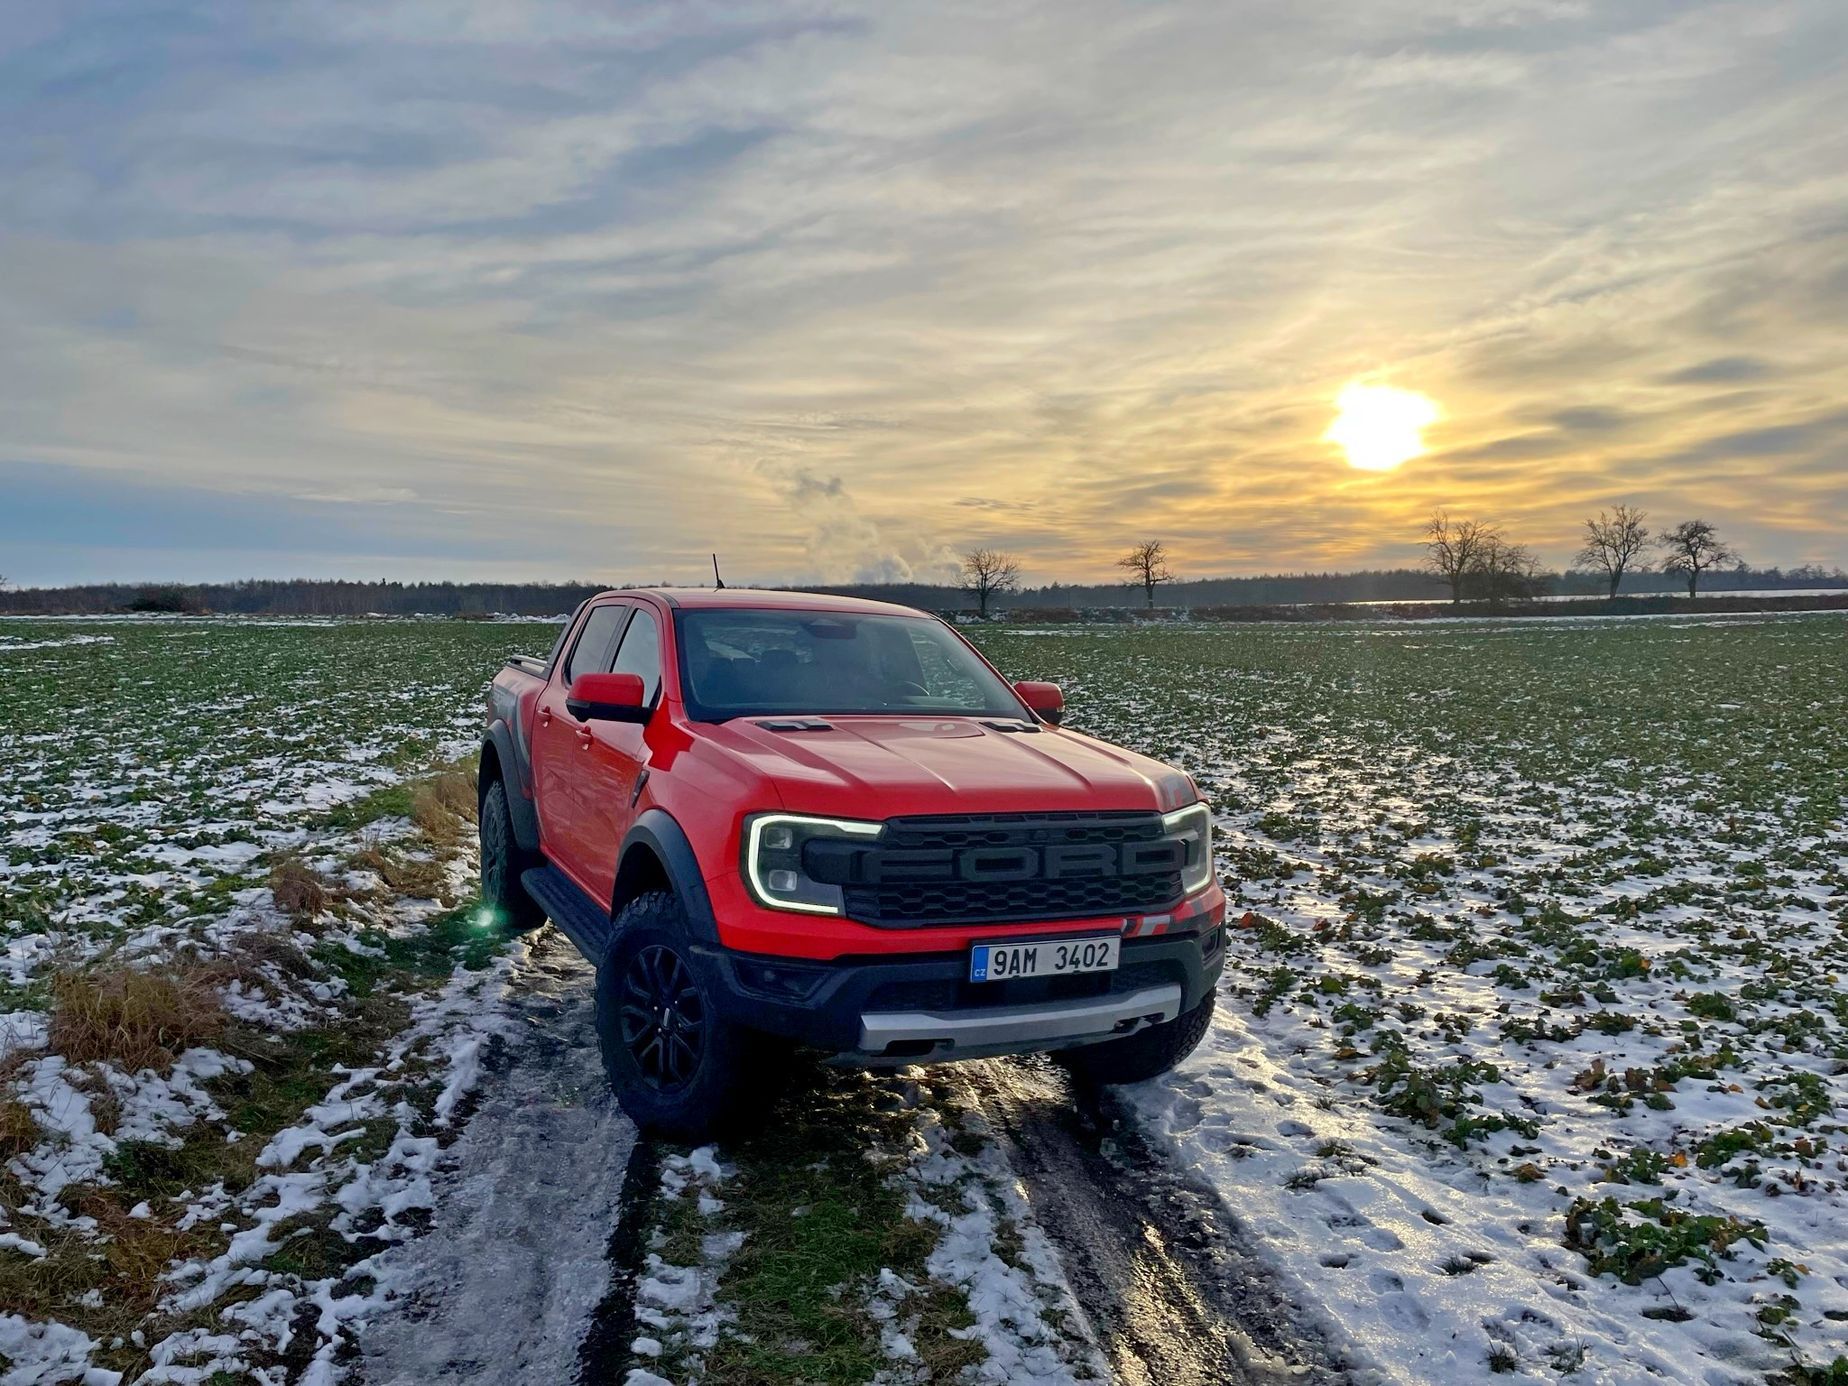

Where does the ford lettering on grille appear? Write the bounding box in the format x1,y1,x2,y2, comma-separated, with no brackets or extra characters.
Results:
809,811,1191,927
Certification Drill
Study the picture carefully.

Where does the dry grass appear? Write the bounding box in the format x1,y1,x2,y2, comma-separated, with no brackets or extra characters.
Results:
47,966,228,1075
269,858,330,923
349,842,450,901
410,768,477,844
237,928,319,980
0,1097,39,1159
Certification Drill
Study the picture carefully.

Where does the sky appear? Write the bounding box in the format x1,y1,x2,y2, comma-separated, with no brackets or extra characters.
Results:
2,0,1845,588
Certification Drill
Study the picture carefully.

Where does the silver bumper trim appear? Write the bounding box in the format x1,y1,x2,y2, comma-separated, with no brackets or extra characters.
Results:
856,983,1183,1062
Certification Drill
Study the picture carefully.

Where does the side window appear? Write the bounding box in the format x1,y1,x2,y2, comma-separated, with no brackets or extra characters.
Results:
562,605,627,686
608,609,662,703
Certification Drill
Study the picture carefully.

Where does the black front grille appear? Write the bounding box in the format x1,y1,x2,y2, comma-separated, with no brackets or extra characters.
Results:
839,811,1183,927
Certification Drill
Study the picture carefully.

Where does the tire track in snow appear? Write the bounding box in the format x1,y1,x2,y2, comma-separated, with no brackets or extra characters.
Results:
361,929,636,1384
952,1057,1354,1386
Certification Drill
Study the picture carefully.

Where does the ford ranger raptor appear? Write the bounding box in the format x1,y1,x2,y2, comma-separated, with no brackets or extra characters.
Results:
480,589,1225,1138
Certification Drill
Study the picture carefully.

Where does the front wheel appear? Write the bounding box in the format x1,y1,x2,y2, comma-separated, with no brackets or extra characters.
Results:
595,892,763,1141
479,779,545,933
1056,992,1215,1087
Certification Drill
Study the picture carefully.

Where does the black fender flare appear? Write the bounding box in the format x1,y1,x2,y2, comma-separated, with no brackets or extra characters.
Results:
479,723,542,854
614,809,720,946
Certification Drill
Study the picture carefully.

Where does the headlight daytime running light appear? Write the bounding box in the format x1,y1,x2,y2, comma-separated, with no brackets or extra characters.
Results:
1162,800,1216,896
743,812,882,915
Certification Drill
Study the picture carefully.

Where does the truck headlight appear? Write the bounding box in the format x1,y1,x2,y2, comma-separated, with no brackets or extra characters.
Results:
1162,801,1216,895
742,813,883,915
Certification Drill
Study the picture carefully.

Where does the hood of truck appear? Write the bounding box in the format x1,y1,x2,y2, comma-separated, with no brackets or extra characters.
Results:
700,715,1196,817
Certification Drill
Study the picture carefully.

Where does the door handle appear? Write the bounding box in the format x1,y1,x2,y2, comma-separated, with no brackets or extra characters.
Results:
538,707,553,728
576,728,593,749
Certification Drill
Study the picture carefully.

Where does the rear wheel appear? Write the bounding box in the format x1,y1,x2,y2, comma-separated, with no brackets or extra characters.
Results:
1056,992,1216,1087
478,778,545,934
595,892,764,1141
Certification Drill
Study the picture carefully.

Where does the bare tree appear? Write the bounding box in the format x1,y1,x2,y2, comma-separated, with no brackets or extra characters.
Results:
958,548,1021,619
1576,505,1650,598
1424,511,1499,604
1657,519,1737,597
1115,540,1175,610
1472,536,1548,607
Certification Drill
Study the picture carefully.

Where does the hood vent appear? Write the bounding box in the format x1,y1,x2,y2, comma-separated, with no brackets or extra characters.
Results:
756,718,835,732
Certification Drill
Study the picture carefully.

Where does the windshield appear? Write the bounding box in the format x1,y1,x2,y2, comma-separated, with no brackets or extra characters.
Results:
675,610,1028,720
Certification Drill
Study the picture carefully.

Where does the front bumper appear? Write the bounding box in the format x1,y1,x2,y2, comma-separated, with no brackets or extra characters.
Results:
690,921,1224,1064
857,983,1183,1065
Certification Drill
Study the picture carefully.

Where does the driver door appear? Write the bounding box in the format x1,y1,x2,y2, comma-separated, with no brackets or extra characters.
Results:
571,606,663,908
532,601,628,892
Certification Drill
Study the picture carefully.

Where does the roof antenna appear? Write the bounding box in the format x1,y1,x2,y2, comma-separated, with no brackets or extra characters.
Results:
711,553,725,589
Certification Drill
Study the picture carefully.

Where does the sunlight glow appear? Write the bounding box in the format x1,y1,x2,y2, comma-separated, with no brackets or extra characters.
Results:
1324,382,1440,472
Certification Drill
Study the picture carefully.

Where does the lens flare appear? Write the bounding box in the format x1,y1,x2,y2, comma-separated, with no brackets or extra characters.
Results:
1324,382,1439,472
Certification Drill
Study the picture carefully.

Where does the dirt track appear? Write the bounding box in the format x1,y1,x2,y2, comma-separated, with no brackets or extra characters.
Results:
950,1056,1352,1385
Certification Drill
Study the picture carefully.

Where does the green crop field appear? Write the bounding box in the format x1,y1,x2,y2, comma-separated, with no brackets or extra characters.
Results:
975,612,1848,1378
1,618,535,957
2,610,1844,1382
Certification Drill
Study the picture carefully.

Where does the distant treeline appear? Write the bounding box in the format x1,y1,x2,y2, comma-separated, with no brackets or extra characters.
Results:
1,565,1844,617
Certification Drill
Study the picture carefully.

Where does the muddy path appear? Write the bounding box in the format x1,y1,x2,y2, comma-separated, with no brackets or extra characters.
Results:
360,930,636,1384
949,1056,1353,1386
356,928,1347,1384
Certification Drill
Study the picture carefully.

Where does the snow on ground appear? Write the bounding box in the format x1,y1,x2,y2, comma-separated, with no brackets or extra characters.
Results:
978,612,1848,1382
898,1096,1107,1384
0,616,546,1384
12,609,1843,1384
362,931,633,1385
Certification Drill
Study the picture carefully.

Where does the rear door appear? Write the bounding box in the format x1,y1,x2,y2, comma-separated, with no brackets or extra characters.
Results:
531,601,629,888
570,605,664,907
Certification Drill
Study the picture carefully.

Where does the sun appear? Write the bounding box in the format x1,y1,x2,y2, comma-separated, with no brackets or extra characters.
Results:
1324,381,1440,472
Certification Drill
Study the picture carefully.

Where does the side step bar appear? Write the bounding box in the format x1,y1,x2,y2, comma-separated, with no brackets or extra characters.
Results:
520,865,614,964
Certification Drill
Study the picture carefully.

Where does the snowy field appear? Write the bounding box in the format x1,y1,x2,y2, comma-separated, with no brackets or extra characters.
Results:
0,617,535,1382
3,610,1844,1384
978,612,1848,1383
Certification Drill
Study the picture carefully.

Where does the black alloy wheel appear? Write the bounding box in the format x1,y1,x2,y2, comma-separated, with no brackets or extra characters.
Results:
618,944,706,1090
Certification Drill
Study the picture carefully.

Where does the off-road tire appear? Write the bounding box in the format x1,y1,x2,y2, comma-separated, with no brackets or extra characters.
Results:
595,892,763,1142
478,778,545,934
1056,992,1216,1087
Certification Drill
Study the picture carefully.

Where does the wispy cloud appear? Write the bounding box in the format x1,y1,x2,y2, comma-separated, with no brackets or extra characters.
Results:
2,0,1845,584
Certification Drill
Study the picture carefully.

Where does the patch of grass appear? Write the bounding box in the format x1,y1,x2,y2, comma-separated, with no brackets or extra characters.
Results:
312,904,503,1001
1774,1358,1848,1386
47,965,228,1074
410,769,477,843
0,1098,41,1159
348,842,450,902
696,1069,962,1386
1686,992,1737,1022
911,1282,987,1379
322,782,415,832
1601,1147,1676,1186
1565,1196,1766,1285
269,858,330,923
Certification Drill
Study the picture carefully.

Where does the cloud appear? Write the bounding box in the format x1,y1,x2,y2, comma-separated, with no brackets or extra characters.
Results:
754,462,959,585
1,0,1845,582
1661,356,1773,385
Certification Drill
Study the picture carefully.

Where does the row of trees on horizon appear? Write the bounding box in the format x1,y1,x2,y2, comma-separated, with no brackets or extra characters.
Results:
952,509,1828,616
2,510,1841,617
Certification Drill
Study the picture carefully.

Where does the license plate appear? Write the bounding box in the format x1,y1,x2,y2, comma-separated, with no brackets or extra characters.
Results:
970,935,1119,982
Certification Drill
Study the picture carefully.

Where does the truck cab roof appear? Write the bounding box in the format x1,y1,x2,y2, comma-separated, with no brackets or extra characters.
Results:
596,588,929,618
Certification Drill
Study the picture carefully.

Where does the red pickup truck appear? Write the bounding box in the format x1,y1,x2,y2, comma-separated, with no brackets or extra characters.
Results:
480,589,1225,1138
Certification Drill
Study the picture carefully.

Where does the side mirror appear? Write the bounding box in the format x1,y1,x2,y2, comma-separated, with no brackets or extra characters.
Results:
1013,680,1064,726
566,672,651,724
